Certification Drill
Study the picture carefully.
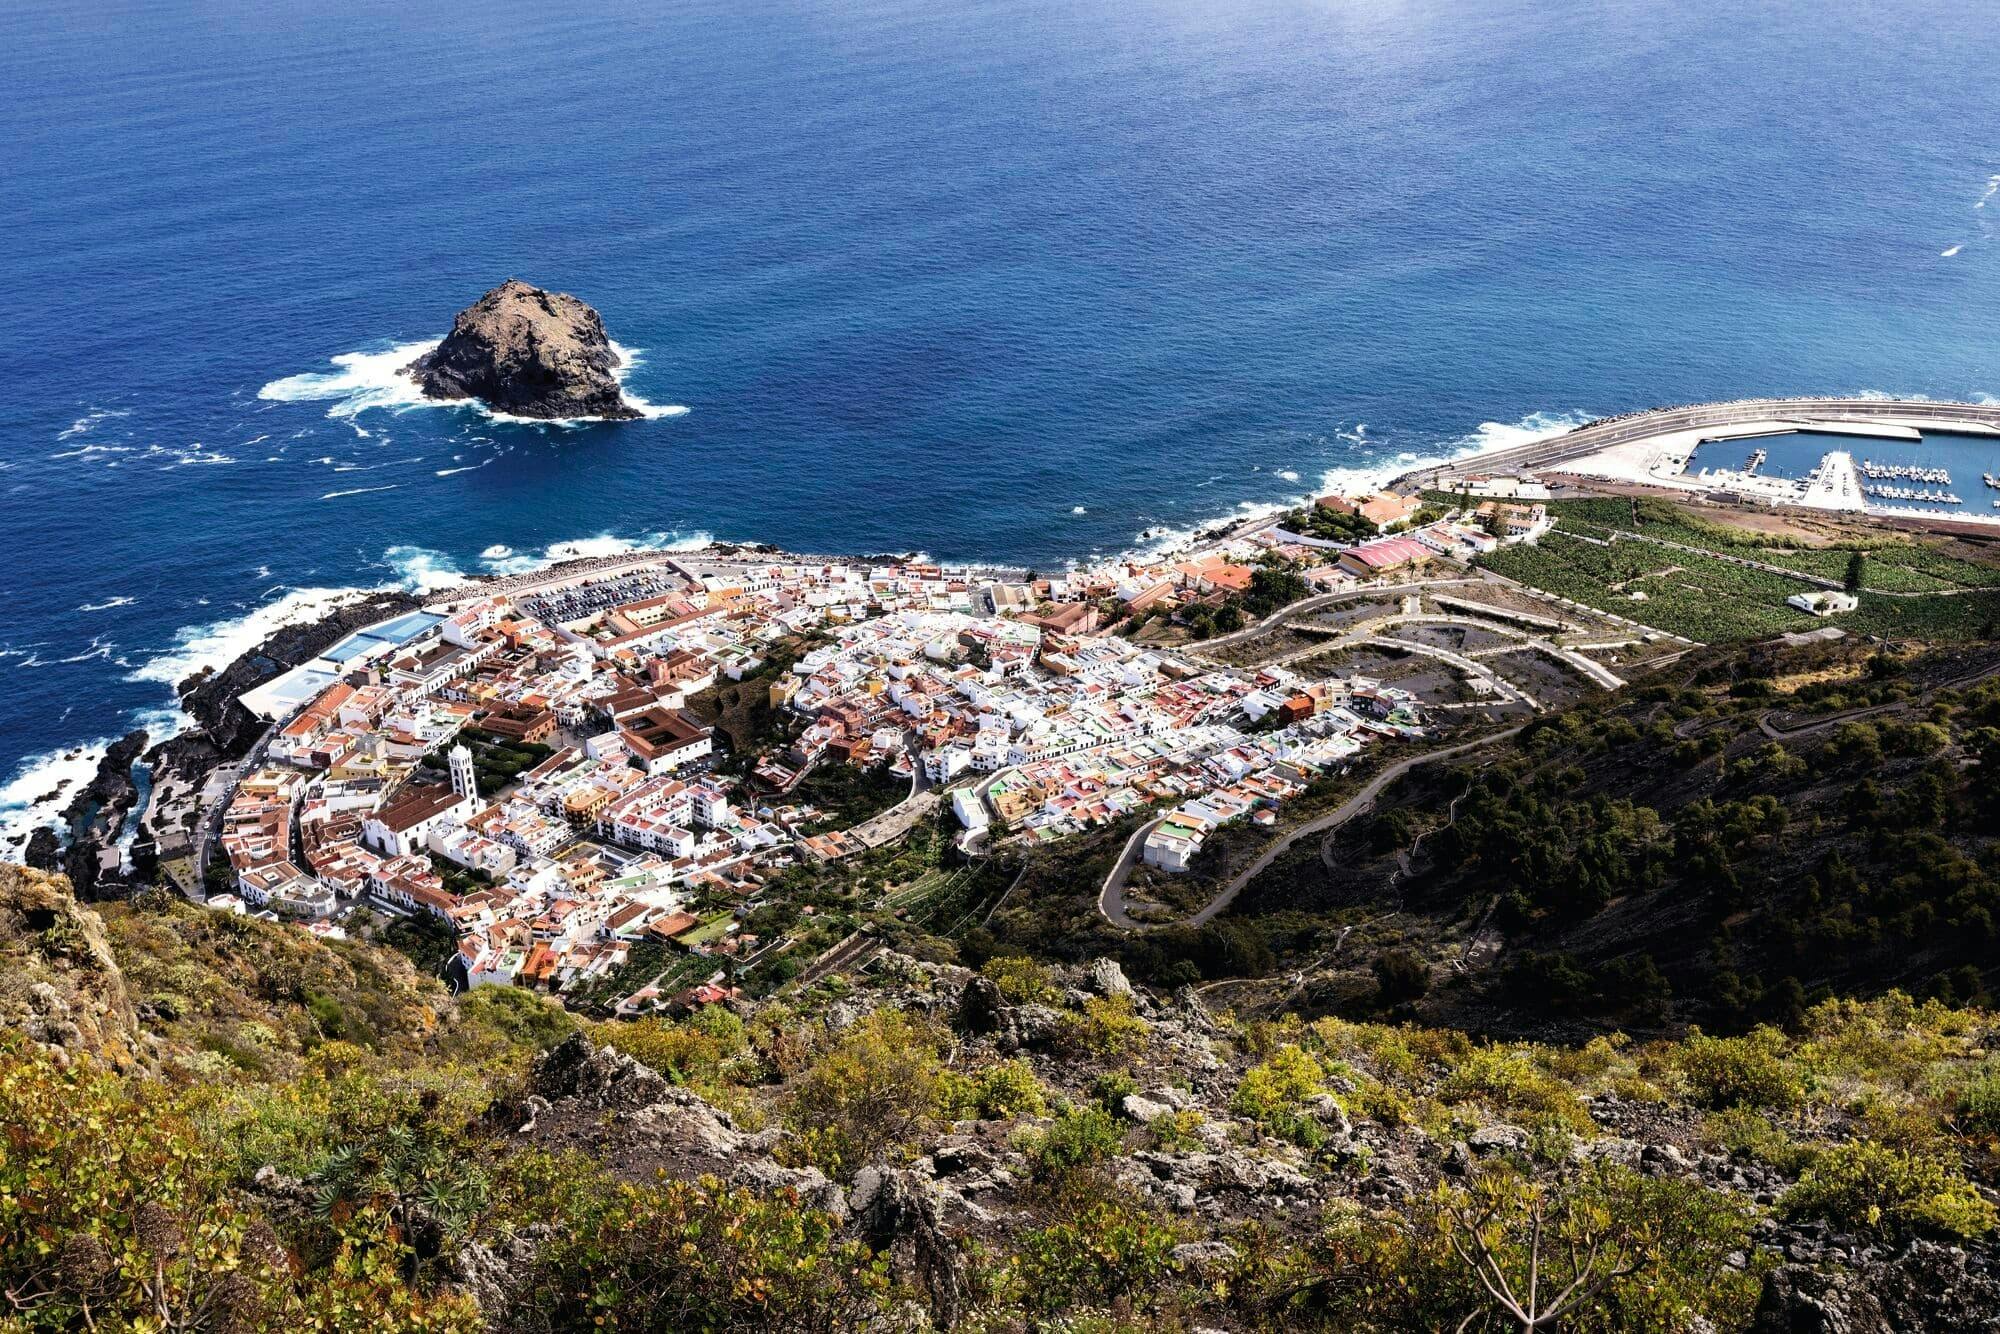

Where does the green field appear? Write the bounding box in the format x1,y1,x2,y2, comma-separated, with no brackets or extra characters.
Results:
1482,528,2000,643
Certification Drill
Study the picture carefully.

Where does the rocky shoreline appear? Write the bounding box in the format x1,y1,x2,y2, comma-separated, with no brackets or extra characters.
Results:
25,728,148,900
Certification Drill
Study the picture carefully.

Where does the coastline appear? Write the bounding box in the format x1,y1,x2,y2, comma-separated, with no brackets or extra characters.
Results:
21,392,1971,872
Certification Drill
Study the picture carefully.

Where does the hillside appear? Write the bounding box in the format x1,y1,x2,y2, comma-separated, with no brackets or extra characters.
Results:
3,864,2000,1330
1189,634,2000,1036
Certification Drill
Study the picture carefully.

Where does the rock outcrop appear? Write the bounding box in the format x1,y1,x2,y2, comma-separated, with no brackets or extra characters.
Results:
406,280,641,420
0,864,141,1069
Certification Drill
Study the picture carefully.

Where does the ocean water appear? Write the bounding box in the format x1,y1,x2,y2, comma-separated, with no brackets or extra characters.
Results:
4,0,2000,843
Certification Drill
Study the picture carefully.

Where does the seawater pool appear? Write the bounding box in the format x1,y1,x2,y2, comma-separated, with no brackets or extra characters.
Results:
1686,430,2000,518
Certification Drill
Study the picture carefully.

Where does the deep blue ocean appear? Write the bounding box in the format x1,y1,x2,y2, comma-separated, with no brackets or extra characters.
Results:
4,0,1999,843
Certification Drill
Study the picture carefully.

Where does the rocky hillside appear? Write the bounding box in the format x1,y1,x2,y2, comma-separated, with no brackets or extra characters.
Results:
3,866,1998,1330
407,280,641,420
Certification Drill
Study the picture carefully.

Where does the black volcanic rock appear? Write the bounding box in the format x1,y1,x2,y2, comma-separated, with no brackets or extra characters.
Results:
405,279,641,420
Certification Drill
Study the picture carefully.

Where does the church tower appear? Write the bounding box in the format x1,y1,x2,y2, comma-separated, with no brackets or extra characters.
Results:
448,743,476,799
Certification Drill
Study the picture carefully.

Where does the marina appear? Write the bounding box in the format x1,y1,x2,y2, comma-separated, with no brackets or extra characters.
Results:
1678,427,2000,523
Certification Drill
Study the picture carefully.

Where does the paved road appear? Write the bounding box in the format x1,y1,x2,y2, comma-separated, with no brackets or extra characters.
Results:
1098,727,1525,932
1097,815,1169,929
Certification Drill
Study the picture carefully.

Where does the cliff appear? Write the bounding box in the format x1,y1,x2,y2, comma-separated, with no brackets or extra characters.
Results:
405,279,641,420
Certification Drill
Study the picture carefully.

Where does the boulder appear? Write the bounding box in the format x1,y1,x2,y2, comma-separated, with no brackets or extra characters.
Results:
1467,1124,1531,1156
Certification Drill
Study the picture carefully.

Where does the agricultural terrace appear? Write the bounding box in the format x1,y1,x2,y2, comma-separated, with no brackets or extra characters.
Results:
1472,497,2000,643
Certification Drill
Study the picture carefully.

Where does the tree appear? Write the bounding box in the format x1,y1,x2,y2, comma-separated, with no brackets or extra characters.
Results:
1844,550,1866,591
1437,1165,1752,1331
1373,948,1431,1006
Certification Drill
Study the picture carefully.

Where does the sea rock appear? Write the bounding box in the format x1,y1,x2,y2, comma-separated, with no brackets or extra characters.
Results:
407,279,641,420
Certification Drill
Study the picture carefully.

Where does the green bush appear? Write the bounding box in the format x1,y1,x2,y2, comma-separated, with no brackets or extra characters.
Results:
980,954,1056,1004
1057,994,1149,1059
1007,1199,1182,1315
1233,1045,1331,1147
784,1009,945,1174
940,1057,1047,1121
1023,1105,1126,1178
1673,1027,1805,1110
1782,1141,1996,1239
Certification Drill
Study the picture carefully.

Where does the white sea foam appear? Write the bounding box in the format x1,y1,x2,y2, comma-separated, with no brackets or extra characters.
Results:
321,484,400,500
1070,505,1088,515
0,739,108,850
260,338,688,425
478,530,715,575
59,636,116,665
436,460,492,476
56,409,131,442
1942,244,1964,257
1312,409,1592,500
1276,469,1300,482
125,585,385,689
50,443,135,462
1978,176,2000,210
260,340,441,419
77,596,136,613
380,545,471,594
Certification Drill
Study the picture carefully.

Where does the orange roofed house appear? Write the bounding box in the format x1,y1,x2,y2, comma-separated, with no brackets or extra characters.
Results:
1316,490,1422,533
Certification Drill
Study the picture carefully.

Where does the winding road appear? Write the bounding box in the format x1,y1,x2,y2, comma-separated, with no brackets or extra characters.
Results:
1098,726,1524,932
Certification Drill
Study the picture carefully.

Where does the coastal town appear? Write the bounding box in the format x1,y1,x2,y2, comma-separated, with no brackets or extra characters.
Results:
111,394,2000,1021
156,483,1581,1012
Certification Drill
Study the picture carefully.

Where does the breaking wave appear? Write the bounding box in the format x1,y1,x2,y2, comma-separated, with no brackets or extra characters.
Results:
259,339,687,425
125,586,385,689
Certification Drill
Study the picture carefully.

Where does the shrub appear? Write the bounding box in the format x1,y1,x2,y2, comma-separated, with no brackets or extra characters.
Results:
1057,994,1149,1059
1947,1056,2000,1136
1233,1045,1330,1147
596,1011,744,1091
1782,1142,1996,1239
1672,1027,1805,1110
0,1039,483,1331
1090,1068,1140,1112
1435,1045,1592,1134
1008,1199,1181,1315
1024,1105,1126,1178
517,1170,891,1329
980,954,1056,1004
1271,1164,1758,1333
784,1009,945,1173
1372,949,1431,1006
941,1057,1047,1121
